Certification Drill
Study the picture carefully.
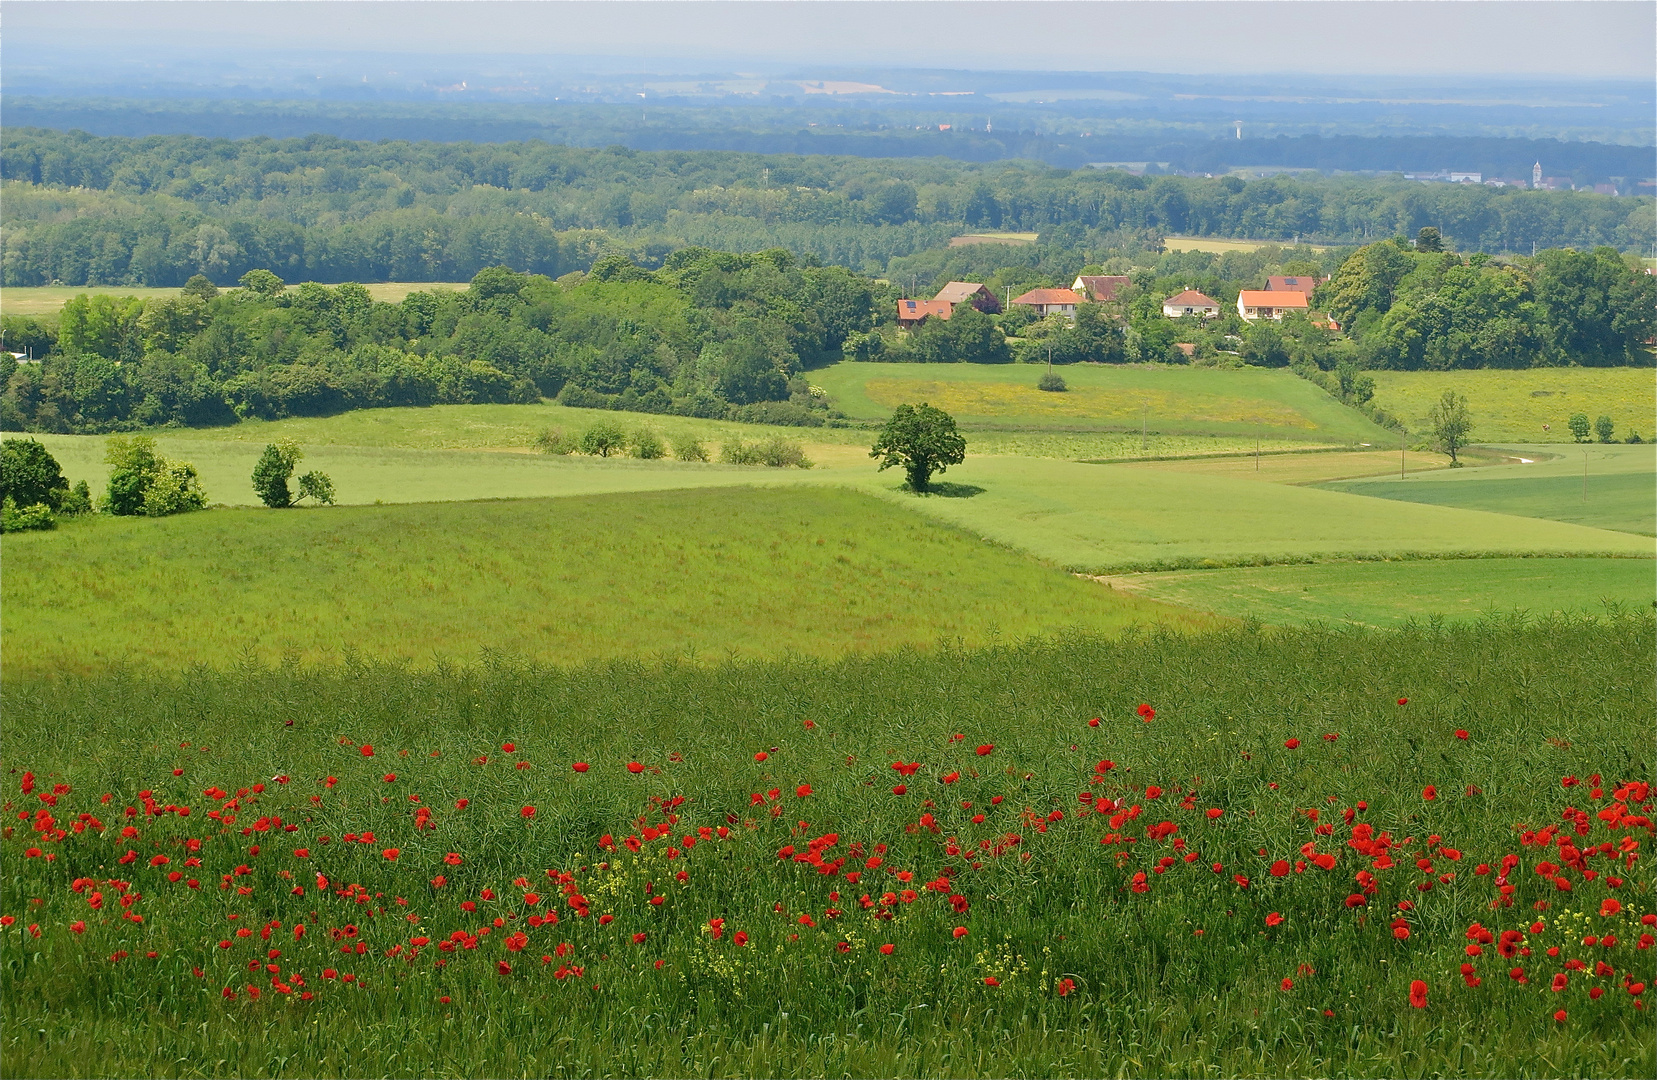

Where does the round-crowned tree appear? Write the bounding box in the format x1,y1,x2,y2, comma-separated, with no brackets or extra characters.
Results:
870,402,966,493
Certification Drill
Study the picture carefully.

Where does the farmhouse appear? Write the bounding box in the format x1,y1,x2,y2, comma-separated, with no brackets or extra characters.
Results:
1072,274,1132,303
1161,289,1220,318
1237,290,1309,321
932,281,1001,313
895,299,955,327
1265,275,1320,299
1010,288,1081,318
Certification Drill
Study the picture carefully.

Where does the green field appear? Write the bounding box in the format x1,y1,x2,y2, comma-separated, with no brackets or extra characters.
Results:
1368,368,1655,444
815,361,1395,443
3,620,1651,1078
1102,557,1654,627
0,486,1210,674
0,282,463,318
1325,444,1657,536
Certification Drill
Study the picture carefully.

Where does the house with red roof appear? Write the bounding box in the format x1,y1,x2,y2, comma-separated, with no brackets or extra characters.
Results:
1010,288,1081,317
1237,290,1309,321
1072,275,1132,303
1161,289,1220,318
896,299,955,327
932,281,1001,313
1265,275,1320,300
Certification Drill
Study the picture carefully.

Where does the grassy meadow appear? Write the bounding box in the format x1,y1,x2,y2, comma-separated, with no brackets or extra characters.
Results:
3,618,1652,1078
0,486,1212,675
0,283,463,318
1368,368,1656,444
815,361,1394,442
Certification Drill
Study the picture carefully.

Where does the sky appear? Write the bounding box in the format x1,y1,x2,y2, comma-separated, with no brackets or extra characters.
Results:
5,0,1654,80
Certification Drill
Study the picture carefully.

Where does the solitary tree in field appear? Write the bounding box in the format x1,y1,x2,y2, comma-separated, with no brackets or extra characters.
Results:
253,440,334,507
1568,413,1592,443
1428,390,1473,466
1595,415,1616,443
870,403,966,492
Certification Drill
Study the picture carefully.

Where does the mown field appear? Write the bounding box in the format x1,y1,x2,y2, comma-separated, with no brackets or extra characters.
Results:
815,362,1394,443
2,618,1651,1078
0,486,1211,675
1368,369,1656,444
0,282,463,317
1161,236,1333,254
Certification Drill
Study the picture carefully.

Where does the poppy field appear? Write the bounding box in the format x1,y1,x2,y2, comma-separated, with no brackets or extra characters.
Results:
2,616,1653,1078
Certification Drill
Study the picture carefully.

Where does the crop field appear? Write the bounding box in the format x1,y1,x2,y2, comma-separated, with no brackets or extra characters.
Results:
815,361,1394,442
0,283,464,318
0,486,1210,675
1367,369,1656,444
947,232,1039,246
1161,236,1331,254
2,618,1652,1078
1326,445,1657,537
1099,557,1654,628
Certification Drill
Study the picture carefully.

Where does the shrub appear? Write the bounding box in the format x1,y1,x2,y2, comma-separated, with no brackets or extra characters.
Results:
0,438,69,511
756,436,813,469
673,436,709,462
59,480,92,516
579,422,627,458
105,436,164,516
1627,431,1644,444
718,440,762,466
630,429,666,460
1595,415,1615,443
1568,413,1591,442
140,461,207,517
534,428,578,455
1038,372,1068,392
252,441,303,508
296,472,336,506
0,498,54,532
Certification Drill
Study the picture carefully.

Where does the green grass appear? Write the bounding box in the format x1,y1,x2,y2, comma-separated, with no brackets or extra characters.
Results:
853,455,1654,574
0,486,1211,674
1099,557,1655,628
814,361,1395,442
1367,369,1655,444
1326,444,1656,536
3,619,1651,1077
0,283,464,318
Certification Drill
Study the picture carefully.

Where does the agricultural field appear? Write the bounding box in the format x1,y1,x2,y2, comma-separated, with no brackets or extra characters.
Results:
1367,368,1656,444
1325,444,1657,537
2,619,1651,1077
815,361,1395,443
1161,236,1332,254
0,486,1211,675
947,231,1039,246
0,283,463,318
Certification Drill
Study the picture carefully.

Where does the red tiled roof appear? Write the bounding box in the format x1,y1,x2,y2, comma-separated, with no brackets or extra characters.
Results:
1163,290,1218,307
933,281,989,304
1238,290,1307,308
896,299,954,321
1011,288,1081,305
1266,275,1318,295
1074,275,1131,302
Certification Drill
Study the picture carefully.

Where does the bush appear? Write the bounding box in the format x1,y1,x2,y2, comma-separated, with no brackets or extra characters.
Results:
104,436,164,516
59,480,92,516
534,428,578,455
1038,372,1067,392
718,440,761,466
579,422,627,457
252,441,302,508
140,461,207,517
629,429,666,460
296,471,336,506
0,498,54,532
1627,431,1644,444
727,400,826,427
673,436,709,462
1568,413,1591,442
1595,415,1615,443
719,437,812,468
0,438,69,510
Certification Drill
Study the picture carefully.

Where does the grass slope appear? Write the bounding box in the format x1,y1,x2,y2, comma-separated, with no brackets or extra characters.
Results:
1099,558,1654,628
1368,368,1655,444
1324,444,1656,536
0,282,463,318
858,455,1654,573
3,621,1651,1078
0,486,1211,674
815,361,1394,442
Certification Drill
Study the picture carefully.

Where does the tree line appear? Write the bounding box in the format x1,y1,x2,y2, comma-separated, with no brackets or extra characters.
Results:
2,128,1651,289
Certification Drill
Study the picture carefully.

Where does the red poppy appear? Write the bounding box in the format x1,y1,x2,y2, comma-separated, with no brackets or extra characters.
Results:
626,761,645,774
521,806,536,819
1088,718,1101,727
796,784,812,798
953,927,968,939
1056,977,1075,996
754,752,768,762
505,932,528,952
632,933,647,945
1397,698,1408,706
502,742,515,752
1455,730,1469,740
1280,977,1293,991
1553,1009,1567,1022
382,848,400,861
360,745,374,757
1284,739,1300,749
983,977,1000,987
1206,808,1223,820
572,762,590,773
444,852,463,866
497,961,511,975
1270,860,1290,877
1266,912,1283,927
70,920,86,935
1600,898,1622,917
1409,979,1428,1008
879,943,894,955
1137,703,1155,719
1422,786,1437,801
733,931,749,946
976,745,994,756
1344,894,1366,908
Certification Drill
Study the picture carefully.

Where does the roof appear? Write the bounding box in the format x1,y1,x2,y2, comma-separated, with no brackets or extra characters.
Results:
1011,288,1082,306
896,299,955,321
1074,275,1131,301
933,281,989,304
1266,275,1318,294
1238,290,1308,308
1164,290,1218,307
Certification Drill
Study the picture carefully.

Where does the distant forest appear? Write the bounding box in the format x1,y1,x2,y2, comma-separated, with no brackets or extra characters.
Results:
2,129,1652,289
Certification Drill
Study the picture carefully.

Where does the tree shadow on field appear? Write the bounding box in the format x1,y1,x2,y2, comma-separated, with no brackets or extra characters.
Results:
910,482,985,499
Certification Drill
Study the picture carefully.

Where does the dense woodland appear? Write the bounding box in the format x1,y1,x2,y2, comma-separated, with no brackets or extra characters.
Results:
3,129,1653,289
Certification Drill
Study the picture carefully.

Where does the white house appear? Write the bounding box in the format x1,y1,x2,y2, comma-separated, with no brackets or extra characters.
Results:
1161,289,1219,318
1237,290,1309,321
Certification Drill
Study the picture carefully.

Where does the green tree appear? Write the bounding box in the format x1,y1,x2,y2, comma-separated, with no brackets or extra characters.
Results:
181,274,220,302
142,460,208,517
1428,390,1474,465
579,422,627,457
0,437,70,511
238,269,286,299
1038,372,1067,392
104,435,163,516
1415,227,1444,253
870,402,966,492
1568,413,1591,442
252,440,303,508
1595,415,1615,443
296,471,336,506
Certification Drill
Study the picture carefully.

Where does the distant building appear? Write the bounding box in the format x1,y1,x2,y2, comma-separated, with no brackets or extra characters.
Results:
1533,162,1543,187
1161,289,1220,318
1237,290,1309,321
1072,275,1132,303
932,281,1001,313
895,299,955,327
1265,275,1320,299
1010,288,1081,318
1593,183,1619,197
1448,171,1482,184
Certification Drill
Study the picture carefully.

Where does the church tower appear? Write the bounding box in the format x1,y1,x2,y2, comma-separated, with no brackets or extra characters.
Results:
1533,161,1543,188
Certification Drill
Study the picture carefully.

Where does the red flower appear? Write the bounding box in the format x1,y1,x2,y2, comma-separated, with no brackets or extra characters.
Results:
382,848,400,861
1553,1009,1567,1023
983,976,1000,987
1422,786,1437,801
733,931,749,946
505,932,528,952
1280,977,1293,991
1206,808,1223,819
70,920,86,935
626,762,645,774
1600,898,1622,917
360,745,374,757
796,784,812,798
952,927,968,939
502,742,515,752
521,806,536,819
1344,894,1366,908
497,961,511,975
1270,860,1290,877
444,852,463,866
802,719,816,729
879,943,894,955
754,752,768,762
1551,972,1568,992
1284,739,1300,749
632,933,647,945
382,773,397,783
976,745,994,756
1409,979,1428,1008
1455,730,1469,740
1266,912,1283,927
572,762,589,772
1136,703,1155,719
1056,977,1075,996
1088,718,1101,727
892,785,907,795
1397,698,1408,706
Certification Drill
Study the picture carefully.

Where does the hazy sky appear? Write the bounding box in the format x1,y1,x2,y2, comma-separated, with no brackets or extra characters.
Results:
6,0,1654,80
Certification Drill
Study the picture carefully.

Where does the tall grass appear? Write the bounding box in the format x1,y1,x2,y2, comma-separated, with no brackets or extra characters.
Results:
3,615,1652,1077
